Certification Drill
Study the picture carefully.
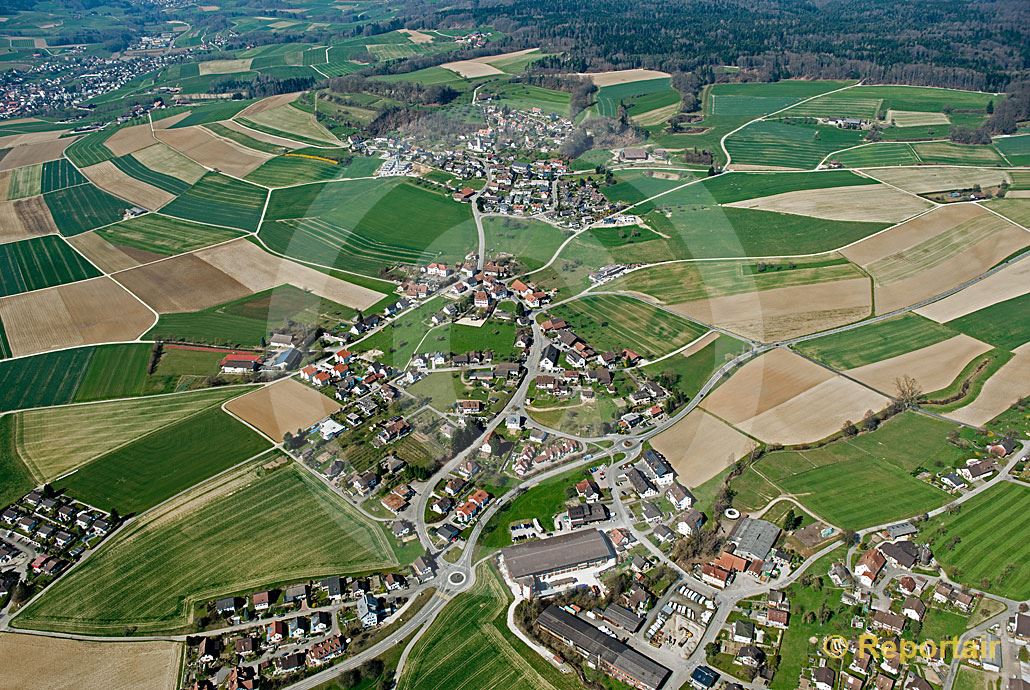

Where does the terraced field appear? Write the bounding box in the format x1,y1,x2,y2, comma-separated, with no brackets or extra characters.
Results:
0,235,101,297
54,406,271,515
17,463,401,635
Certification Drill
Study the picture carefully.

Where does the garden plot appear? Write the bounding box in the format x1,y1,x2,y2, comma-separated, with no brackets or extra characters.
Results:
0,277,154,357
944,353,1030,427
156,126,272,177
700,348,888,445
0,137,77,171
845,335,993,395
842,204,1028,313
81,161,175,210
103,122,158,156
724,184,933,224
650,408,757,485
131,143,206,183
863,166,1010,194
915,258,1030,322
225,378,341,441
0,634,180,690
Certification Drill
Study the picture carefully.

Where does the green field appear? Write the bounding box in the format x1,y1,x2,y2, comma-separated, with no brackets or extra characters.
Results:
478,465,590,551
490,82,570,115
97,213,244,256
642,334,748,399
110,154,191,195
147,284,360,347
702,169,877,203
55,406,270,515
261,178,476,275
551,294,708,358
0,235,101,297
0,416,37,508
843,85,996,113
610,256,863,304
160,173,267,231
0,343,196,413
725,119,866,169
752,412,958,529
397,562,579,690
600,169,699,205
994,134,1030,165
40,159,86,193
166,99,257,128
833,142,923,167
482,216,567,272
418,320,519,360
946,293,1029,352
910,141,1004,166
636,182,888,258
924,482,1030,599
2,164,42,199
984,198,1030,228
203,122,286,154
595,77,678,118
44,183,133,236
9,386,248,483
17,463,403,635
354,297,439,368
795,313,958,369
244,152,382,187
64,128,116,167
0,318,10,360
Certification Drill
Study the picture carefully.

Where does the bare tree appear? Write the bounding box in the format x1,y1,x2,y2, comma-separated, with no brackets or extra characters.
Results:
894,375,923,407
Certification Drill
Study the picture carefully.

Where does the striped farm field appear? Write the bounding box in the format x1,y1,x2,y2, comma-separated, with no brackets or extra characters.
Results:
1,163,42,199
833,143,922,167
727,120,866,169
595,77,679,118
0,347,95,412
64,128,116,167
781,93,883,120
994,134,1030,165
43,183,133,236
911,141,1004,166
0,319,10,360
10,387,248,483
110,155,191,195
0,235,101,297
160,173,267,231
17,462,401,635
245,152,382,186
236,103,337,144
40,159,86,193
550,294,707,358
925,482,1030,600
97,213,244,256
203,122,286,154
795,313,957,369
946,293,1030,352
54,406,271,515
130,144,206,184
398,562,579,690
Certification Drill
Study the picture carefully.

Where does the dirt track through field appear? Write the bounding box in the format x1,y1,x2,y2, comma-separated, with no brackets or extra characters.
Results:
914,259,1030,322
650,408,757,485
669,277,872,342
846,334,993,395
724,184,933,223
0,633,180,690
82,161,175,210
156,126,272,177
225,378,342,441
0,277,155,356
945,353,1030,427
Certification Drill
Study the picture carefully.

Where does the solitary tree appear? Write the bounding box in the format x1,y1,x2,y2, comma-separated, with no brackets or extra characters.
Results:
894,375,923,407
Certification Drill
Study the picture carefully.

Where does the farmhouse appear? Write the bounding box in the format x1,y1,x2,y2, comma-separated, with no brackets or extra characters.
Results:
220,352,262,374
855,548,886,587
536,605,670,690
501,529,616,598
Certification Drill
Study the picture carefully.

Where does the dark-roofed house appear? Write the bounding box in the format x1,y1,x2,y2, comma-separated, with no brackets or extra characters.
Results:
880,540,918,569
536,605,670,690
502,529,616,598
568,503,610,528
814,667,836,690
602,603,643,632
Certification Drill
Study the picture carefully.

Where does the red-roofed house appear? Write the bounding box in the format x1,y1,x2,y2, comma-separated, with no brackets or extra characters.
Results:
220,353,262,374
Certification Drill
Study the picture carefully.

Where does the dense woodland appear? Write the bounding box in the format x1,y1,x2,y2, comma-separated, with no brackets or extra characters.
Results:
399,0,1028,92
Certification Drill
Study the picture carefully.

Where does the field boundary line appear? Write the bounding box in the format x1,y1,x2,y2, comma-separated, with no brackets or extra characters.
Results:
977,200,1030,232
852,168,942,206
